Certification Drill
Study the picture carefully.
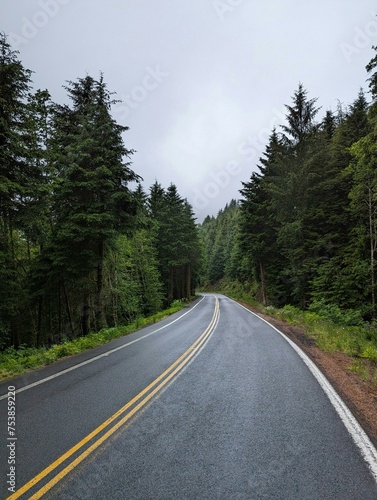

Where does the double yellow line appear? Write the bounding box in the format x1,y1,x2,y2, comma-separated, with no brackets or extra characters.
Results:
9,296,220,500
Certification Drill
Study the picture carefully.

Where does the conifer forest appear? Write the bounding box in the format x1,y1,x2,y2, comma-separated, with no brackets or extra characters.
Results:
0,33,200,348
200,45,377,327
3,31,377,351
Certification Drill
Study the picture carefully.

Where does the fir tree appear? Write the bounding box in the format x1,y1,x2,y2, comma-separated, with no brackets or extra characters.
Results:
149,182,200,303
0,33,33,346
45,74,140,335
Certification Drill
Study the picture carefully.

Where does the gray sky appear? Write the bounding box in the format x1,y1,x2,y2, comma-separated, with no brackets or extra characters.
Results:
1,0,377,221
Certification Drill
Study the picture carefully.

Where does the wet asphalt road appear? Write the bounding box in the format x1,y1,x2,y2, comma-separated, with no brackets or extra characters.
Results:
1,294,377,499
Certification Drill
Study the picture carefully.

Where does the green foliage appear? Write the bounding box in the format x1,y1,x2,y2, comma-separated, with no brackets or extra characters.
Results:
366,44,377,101
105,232,163,324
308,300,365,326
199,49,377,381
149,182,201,305
0,300,189,381
360,344,377,362
203,277,258,306
0,35,201,353
211,282,377,379
199,200,240,285
263,303,377,362
0,33,35,347
200,77,377,325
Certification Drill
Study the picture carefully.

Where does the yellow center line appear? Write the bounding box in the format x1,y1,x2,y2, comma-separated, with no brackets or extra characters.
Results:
8,296,219,500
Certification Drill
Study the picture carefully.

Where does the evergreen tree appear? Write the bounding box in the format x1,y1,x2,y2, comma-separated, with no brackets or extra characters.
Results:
276,85,321,305
39,74,140,337
366,44,377,101
0,33,34,346
105,231,163,325
20,89,54,255
243,85,322,307
281,83,320,146
239,130,287,304
347,116,377,317
198,215,217,283
199,201,239,286
311,91,371,312
0,36,203,349
149,182,200,303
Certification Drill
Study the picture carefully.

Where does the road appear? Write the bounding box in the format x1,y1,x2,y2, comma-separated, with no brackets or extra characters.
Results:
1,293,377,499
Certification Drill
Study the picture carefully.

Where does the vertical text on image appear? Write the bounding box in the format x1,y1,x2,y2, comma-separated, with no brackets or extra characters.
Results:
6,386,17,494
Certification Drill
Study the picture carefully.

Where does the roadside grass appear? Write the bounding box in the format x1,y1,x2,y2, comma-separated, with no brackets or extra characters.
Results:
0,299,191,382
207,279,377,384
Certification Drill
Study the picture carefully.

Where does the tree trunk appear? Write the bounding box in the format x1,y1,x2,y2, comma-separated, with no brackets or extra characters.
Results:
259,260,267,306
168,268,174,305
96,240,107,330
82,293,90,337
63,281,75,338
58,286,62,343
368,186,376,317
36,296,43,347
8,217,19,348
186,265,191,299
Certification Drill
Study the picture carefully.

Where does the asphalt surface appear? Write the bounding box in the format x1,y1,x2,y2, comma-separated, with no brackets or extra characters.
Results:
1,294,377,499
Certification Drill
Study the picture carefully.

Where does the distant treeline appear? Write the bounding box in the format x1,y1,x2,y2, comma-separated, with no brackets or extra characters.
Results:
200,45,377,323
0,33,200,348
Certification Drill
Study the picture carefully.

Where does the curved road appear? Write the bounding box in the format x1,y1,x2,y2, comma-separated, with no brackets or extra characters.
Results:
1,294,377,499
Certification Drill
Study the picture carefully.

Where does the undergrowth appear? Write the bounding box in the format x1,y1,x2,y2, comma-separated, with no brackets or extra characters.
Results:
0,299,191,382
208,279,377,384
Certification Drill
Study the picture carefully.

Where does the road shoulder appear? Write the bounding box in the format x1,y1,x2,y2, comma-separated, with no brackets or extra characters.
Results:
236,300,377,449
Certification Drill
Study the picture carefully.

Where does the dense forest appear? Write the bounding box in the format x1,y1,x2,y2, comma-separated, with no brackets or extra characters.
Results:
4,32,377,352
0,33,201,349
200,44,377,323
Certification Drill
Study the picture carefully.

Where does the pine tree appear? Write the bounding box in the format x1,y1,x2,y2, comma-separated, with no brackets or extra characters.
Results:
311,91,371,312
273,84,321,306
366,44,377,102
149,182,200,303
239,130,287,304
347,117,377,317
281,83,320,146
198,215,217,284
199,201,240,287
42,74,140,336
0,33,34,346
21,89,53,253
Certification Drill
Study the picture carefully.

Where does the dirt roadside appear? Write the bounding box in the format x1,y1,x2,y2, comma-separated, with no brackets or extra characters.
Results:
237,300,377,449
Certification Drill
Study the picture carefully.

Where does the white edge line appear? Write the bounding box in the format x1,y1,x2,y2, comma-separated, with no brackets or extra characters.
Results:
229,297,377,484
0,296,206,400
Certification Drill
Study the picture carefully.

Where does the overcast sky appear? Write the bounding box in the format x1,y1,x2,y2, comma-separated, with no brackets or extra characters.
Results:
2,0,377,220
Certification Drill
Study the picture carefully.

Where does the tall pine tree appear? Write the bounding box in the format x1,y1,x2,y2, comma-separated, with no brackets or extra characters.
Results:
39,74,140,337
0,33,34,346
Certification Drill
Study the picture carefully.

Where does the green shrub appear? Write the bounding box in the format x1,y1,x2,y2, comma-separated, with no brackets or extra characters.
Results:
212,281,377,373
360,344,377,362
170,299,183,308
309,300,364,326
0,299,190,381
